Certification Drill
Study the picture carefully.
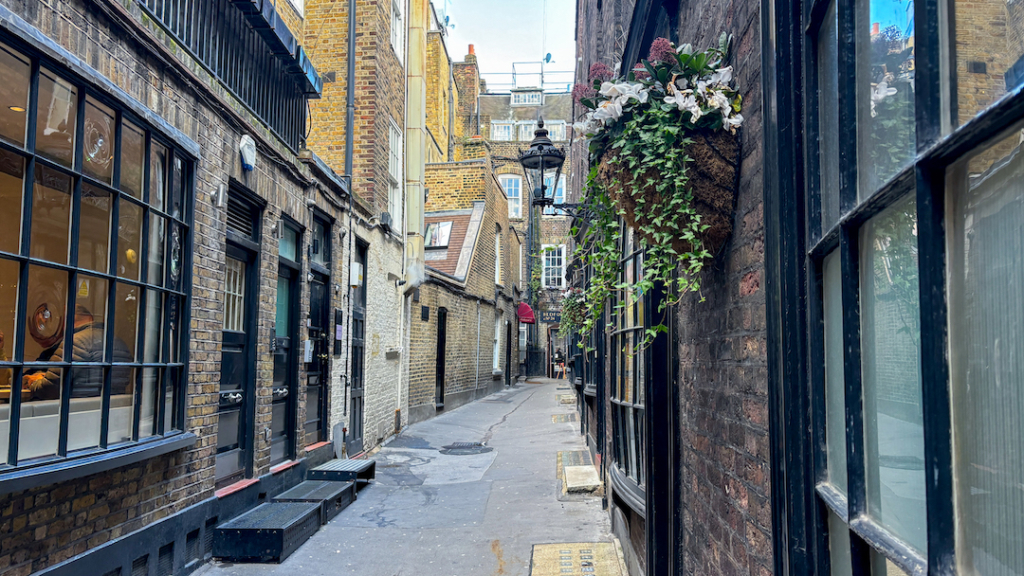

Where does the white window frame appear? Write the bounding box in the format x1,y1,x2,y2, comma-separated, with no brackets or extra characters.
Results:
543,174,566,215
284,0,304,16
546,121,567,142
517,121,537,141
500,175,522,218
390,0,405,65
388,120,404,233
490,122,514,141
542,244,565,289
511,91,544,106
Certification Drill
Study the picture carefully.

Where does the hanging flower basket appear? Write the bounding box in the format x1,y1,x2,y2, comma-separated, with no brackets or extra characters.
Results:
570,33,744,351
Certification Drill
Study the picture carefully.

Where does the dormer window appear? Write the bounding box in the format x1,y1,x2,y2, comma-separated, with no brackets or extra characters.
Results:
511,91,543,106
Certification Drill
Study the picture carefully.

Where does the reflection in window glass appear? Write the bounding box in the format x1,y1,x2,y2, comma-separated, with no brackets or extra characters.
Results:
870,549,909,575
279,225,298,261
954,0,1024,127
109,367,136,444
150,142,167,211
823,249,847,494
117,199,143,280
165,295,180,364
19,367,61,461
276,275,290,338
71,275,109,366
83,97,115,183
143,289,162,364
114,282,139,362
0,43,30,147
148,214,166,287
30,164,72,265
169,156,183,219
818,1,841,233
0,258,17,364
829,513,853,576
36,68,77,167
312,220,329,267
163,368,178,433
67,365,104,452
224,257,246,332
0,149,24,255
78,185,112,273
948,131,1024,576
120,121,145,199
140,367,159,438
859,195,926,553
857,0,916,196
24,264,67,364
425,221,452,247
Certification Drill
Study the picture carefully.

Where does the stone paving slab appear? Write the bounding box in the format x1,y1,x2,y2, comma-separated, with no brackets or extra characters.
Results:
551,413,578,423
563,465,602,494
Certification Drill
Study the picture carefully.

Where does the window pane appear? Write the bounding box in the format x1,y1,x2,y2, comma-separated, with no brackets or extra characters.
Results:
67,366,103,452
276,275,290,338
279,225,298,261
0,149,24,254
828,512,853,576
953,0,1024,127
82,97,115,184
72,275,108,366
167,222,183,292
823,249,848,493
36,68,77,167
24,264,67,364
139,367,159,438
312,220,329,267
30,164,72,265
109,367,136,444
117,199,143,280
142,289,162,364
147,213,165,286
859,196,926,553
870,549,909,575
948,132,1024,576
119,121,145,199
78,184,112,273
19,367,61,460
0,367,8,461
168,156,183,220
856,0,916,197
224,257,245,331
165,295,180,363
114,282,139,362
0,258,18,359
818,1,841,233
149,141,167,211
0,43,29,147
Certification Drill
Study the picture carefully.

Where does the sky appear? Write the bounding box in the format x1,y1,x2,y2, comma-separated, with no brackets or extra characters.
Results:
440,0,577,92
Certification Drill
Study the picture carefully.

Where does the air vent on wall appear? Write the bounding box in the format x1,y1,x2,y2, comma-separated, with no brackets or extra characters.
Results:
227,197,255,239
380,211,394,233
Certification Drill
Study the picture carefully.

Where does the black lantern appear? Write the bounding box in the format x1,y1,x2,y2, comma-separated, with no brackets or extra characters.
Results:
518,119,565,207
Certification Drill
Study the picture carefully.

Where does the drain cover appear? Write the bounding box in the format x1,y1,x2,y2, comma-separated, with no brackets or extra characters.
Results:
439,442,493,456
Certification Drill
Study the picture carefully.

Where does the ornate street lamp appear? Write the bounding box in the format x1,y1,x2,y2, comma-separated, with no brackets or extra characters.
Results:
518,119,565,207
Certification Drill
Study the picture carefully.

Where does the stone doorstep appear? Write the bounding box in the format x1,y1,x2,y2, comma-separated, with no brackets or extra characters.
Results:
563,465,602,494
558,394,576,404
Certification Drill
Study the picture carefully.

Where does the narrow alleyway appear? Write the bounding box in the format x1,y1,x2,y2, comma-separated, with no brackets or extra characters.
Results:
200,379,618,576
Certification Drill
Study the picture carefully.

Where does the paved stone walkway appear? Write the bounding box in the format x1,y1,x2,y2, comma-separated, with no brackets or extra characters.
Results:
200,378,615,576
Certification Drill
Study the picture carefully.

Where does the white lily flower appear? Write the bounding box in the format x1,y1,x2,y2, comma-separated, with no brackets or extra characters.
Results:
708,66,733,87
869,81,898,117
677,43,693,55
674,76,689,91
723,113,744,131
593,99,623,124
710,90,731,111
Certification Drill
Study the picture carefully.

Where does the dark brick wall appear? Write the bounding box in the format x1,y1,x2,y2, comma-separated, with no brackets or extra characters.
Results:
671,1,771,575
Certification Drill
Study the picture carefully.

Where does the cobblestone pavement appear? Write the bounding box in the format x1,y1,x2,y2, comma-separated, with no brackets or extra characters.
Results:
200,378,615,576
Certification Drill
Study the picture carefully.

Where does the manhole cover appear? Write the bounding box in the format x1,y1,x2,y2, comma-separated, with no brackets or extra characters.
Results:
439,442,493,456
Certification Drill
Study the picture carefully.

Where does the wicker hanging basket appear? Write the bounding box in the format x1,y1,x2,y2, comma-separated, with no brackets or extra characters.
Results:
598,129,740,256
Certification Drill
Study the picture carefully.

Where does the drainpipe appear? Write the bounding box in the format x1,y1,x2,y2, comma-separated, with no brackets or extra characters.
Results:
343,0,357,422
475,301,481,391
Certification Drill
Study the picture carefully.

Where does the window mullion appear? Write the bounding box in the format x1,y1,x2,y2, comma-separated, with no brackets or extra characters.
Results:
836,0,858,216
913,0,945,150
915,164,954,572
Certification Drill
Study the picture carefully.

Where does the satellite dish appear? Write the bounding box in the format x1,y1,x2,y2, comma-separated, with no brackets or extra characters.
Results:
544,53,552,63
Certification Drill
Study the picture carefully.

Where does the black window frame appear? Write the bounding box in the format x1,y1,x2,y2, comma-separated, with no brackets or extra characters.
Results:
764,0,1024,570
0,33,195,490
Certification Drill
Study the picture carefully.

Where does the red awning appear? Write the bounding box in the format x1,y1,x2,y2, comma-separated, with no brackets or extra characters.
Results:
517,302,536,324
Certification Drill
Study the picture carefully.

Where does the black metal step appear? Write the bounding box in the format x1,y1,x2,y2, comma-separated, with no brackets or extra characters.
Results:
212,502,320,563
272,480,356,524
307,458,376,483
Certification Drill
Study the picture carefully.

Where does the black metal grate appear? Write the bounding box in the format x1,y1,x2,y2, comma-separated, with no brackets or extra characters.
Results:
158,543,174,576
186,528,200,563
439,442,493,456
102,570,121,576
140,0,308,150
204,517,218,559
131,555,148,576
226,197,255,239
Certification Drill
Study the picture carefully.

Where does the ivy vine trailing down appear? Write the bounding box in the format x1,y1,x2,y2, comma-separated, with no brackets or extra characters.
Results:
566,34,743,351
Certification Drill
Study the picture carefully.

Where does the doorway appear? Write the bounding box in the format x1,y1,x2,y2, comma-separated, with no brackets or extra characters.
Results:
216,245,258,486
435,307,448,407
346,242,367,456
505,321,512,386
306,271,330,445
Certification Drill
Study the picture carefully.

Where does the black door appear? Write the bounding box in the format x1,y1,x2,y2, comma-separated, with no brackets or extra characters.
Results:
435,307,447,407
346,243,367,456
271,264,298,465
505,322,512,386
216,245,258,486
306,272,330,445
